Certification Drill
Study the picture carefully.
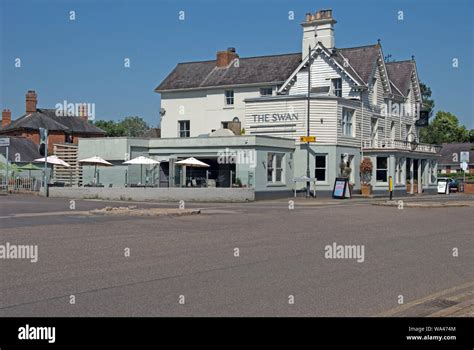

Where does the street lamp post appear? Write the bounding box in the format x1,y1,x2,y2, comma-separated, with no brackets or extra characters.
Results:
306,45,313,198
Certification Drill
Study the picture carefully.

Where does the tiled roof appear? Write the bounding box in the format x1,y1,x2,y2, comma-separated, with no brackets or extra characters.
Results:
155,53,302,92
0,109,105,135
155,45,417,98
0,136,42,162
438,143,473,165
385,60,415,97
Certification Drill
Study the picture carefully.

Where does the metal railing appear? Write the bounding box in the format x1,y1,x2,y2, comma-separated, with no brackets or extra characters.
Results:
362,139,440,153
0,177,41,192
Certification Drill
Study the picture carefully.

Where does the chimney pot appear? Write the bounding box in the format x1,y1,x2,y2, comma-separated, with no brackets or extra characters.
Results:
25,90,37,114
2,109,12,128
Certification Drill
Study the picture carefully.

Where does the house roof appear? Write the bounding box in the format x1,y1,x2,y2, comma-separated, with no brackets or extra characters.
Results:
438,143,473,165
332,45,380,85
385,60,415,97
0,108,105,135
0,136,42,163
155,53,302,92
156,45,418,99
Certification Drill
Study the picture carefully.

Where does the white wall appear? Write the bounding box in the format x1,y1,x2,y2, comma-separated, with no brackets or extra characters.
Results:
160,86,276,138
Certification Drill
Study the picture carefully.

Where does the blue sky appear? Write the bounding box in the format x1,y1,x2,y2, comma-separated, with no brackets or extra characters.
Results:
1,0,473,129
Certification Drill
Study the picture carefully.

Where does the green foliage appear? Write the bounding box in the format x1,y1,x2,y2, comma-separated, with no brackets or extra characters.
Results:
120,116,150,137
419,82,434,113
419,111,470,144
94,116,150,137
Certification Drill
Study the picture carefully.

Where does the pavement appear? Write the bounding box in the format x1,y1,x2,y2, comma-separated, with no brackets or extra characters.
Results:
0,193,473,316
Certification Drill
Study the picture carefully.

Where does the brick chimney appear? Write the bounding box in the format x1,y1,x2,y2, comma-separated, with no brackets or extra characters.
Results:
2,109,11,128
25,90,37,114
301,9,337,59
79,104,88,122
216,47,239,68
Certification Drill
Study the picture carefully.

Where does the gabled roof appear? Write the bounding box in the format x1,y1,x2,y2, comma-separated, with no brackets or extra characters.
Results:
385,60,415,97
333,45,380,84
0,136,42,162
155,53,302,92
0,108,105,135
156,44,420,100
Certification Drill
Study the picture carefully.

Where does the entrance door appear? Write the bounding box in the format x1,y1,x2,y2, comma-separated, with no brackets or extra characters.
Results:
159,163,169,187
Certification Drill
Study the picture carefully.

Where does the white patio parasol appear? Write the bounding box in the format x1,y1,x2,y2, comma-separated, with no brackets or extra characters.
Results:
79,156,113,185
34,155,71,167
175,157,210,168
175,157,210,186
123,156,160,184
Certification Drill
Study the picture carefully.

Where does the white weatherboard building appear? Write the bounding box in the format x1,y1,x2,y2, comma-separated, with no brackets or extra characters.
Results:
155,8,440,196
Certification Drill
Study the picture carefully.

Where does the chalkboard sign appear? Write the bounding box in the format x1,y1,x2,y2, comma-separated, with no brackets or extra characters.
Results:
333,177,351,199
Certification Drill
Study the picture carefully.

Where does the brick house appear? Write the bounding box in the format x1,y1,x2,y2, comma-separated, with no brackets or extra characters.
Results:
0,91,105,154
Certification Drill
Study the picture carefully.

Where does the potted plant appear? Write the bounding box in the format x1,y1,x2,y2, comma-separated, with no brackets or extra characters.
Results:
360,157,373,196
234,177,242,188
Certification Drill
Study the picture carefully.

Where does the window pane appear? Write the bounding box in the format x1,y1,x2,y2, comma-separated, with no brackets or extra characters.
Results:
315,169,326,181
260,88,272,96
275,154,283,168
376,170,387,182
315,156,326,168
377,157,387,169
267,153,274,166
275,169,282,182
267,169,273,182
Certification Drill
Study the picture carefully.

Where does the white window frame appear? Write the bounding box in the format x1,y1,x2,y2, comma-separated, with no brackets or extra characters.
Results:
395,157,405,185
267,153,285,185
224,90,234,106
178,120,190,138
342,108,354,137
314,154,328,184
331,78,342,97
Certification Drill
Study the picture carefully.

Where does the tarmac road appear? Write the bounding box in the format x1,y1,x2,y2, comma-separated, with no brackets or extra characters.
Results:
0,194,472,316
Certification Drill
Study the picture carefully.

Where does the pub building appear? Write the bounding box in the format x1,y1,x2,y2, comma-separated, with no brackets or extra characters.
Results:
79,9,440,198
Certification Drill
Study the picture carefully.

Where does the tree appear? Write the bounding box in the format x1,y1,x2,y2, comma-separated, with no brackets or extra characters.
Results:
94,120,126,137
470,129,474,143
419,111,469,144
120,116,150,137
94,116,150,137
419,82,435,114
